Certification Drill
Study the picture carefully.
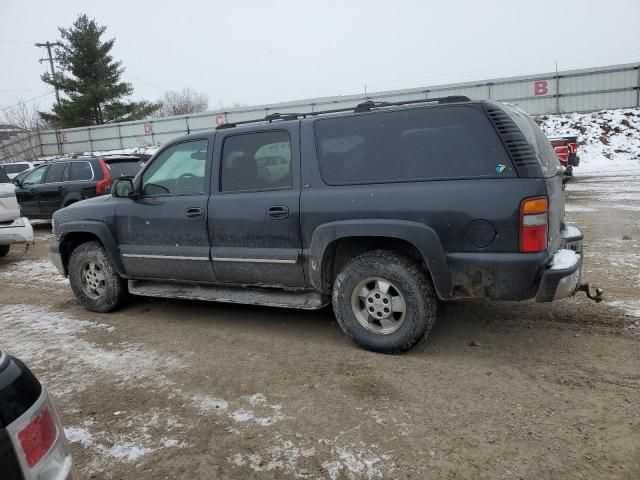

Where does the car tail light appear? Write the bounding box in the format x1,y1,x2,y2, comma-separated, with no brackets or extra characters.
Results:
553,145,569,164
568,141,578,154
9,389,77,480
520,196,548,253
95,158,112,195
17,406,57,467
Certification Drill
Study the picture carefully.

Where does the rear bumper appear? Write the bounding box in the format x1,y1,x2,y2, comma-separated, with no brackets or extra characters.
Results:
535,227,583,302
0,217,33,246
446,225,584,302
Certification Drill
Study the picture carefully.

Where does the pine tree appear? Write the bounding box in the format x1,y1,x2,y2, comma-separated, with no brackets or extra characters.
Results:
40,14,159,128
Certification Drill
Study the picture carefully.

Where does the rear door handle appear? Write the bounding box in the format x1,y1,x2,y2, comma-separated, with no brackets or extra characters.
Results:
186,207,205,219
57,186,65,191
267,205,289,219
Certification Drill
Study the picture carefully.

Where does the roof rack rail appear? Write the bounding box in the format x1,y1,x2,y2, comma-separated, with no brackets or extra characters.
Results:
215,95,471,129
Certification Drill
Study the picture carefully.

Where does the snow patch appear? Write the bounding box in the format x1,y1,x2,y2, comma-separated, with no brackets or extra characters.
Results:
0,259,68,287
538,108,640,175
564,225,581,238
65,426,94,447
230,409,254,422
550,249,580,270
190,394,229,414
609,300,640,318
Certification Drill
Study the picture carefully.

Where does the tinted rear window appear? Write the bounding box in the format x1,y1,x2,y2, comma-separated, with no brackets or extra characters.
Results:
106,161,142,178
0,168,10,183
2,163,30,175
44,163,67,183
69,162,93,181
314,106,514,185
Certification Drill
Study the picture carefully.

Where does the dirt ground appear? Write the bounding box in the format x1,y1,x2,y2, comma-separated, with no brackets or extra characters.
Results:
1,172,639,480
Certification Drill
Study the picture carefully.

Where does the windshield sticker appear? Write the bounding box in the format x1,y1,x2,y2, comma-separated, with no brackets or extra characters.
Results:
495,164,506,174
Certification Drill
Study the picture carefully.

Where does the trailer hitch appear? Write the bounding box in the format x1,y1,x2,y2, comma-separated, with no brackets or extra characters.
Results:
578,283,604,303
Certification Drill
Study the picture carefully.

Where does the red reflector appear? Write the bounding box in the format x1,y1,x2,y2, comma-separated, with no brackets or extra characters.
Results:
520,225,548,252
17,406,58,468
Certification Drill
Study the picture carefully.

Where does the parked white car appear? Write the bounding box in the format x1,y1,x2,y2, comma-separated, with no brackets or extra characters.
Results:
0,168,33,256
0,161,36,180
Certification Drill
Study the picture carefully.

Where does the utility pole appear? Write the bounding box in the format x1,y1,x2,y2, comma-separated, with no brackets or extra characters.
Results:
35,41,62,105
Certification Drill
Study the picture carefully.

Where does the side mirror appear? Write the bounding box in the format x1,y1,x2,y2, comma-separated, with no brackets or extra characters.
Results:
112,178,136,198
12,178,22,188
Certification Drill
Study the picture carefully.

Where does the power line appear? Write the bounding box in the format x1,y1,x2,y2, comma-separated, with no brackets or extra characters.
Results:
0,91,55,112
0,39,36,44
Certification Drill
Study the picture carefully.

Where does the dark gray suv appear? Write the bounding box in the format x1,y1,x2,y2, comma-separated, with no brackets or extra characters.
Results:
50,97,586,353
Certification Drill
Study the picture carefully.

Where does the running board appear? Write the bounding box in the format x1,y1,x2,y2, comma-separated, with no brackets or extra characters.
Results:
128,280,330,310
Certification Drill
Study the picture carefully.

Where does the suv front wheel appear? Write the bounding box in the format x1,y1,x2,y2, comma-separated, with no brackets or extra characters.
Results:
332,250,437,353
68,241,127,312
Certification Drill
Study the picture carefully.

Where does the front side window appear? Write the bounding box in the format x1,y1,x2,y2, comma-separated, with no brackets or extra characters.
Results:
22,166,47,186
220,131,292,192
69,162,93,181
142,140,208,196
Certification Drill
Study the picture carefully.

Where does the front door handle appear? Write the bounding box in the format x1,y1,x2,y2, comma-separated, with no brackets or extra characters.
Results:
186,207,205,219
267,205,289,219
57,186,65,191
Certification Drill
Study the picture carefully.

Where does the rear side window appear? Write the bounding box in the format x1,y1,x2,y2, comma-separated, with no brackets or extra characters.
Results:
69,162,93,181
0,168,10,183
315,106,514,185
44,163,67,183
221,131,292,192
106,161,142,178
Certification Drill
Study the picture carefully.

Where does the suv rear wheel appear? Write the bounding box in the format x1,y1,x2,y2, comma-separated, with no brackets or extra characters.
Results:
68,241,126,312
332,250,437,353
0,245,9,257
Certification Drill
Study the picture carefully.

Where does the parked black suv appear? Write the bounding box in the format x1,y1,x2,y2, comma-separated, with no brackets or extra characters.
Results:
50,98,586,353
0,351,77,479
14,155,144,219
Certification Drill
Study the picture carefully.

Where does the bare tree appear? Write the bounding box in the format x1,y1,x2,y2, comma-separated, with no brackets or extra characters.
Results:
156,88,209,117
0,101,48,162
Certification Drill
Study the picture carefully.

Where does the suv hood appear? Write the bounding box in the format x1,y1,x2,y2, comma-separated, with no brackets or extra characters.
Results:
0,183,20,223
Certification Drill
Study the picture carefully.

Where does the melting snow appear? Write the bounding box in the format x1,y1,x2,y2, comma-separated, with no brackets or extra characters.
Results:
550,249,580,270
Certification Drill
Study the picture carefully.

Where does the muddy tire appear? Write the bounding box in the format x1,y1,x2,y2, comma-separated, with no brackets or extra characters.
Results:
0,245,9,257
332,250,437,353
68,241,126,313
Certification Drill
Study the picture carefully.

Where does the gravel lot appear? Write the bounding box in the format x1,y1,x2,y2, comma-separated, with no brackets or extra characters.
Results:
1,172,639,480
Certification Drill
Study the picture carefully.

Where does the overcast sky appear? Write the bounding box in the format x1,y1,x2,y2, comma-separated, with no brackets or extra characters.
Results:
1,0,639,112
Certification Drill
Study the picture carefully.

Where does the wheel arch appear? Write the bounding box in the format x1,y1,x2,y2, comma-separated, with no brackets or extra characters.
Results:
56,221,125,276
308,220,452,299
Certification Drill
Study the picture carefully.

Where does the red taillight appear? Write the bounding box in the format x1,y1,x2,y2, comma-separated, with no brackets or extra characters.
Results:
568,142,578,154
96,158,112,195
520,196,548,253
17,405,58,468
553,145,569,164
